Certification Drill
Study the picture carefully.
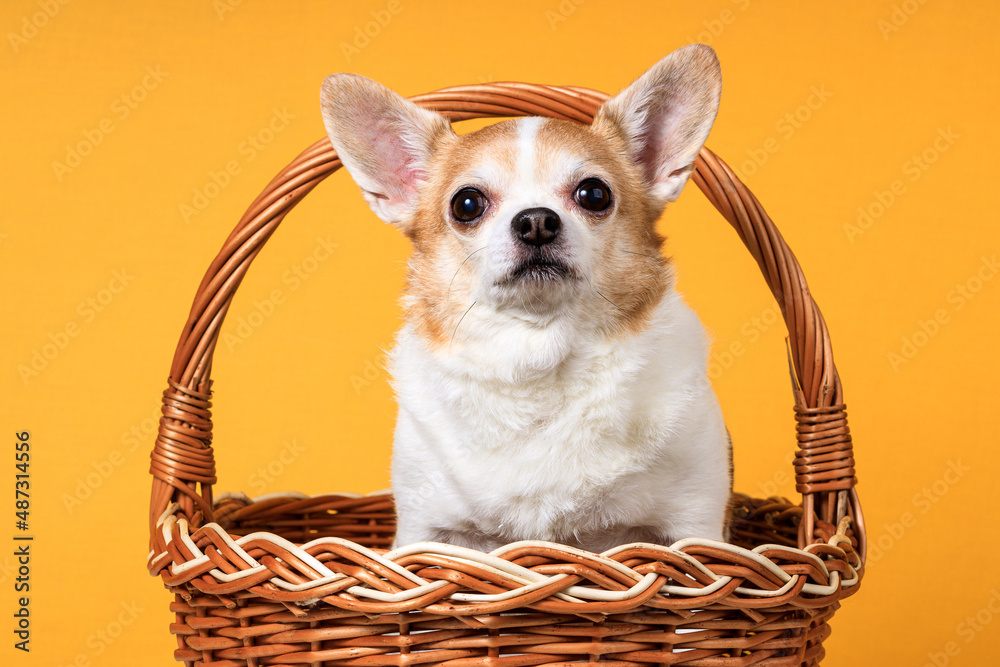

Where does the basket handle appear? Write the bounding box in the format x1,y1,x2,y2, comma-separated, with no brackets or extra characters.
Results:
148,82,864,559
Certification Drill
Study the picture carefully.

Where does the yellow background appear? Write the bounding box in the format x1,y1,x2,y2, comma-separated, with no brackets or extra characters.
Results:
2,0,998,664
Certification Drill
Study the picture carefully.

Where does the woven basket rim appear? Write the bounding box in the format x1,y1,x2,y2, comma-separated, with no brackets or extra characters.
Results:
150,491,861,616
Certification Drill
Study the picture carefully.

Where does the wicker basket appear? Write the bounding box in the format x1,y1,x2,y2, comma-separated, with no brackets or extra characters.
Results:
149,81,865,666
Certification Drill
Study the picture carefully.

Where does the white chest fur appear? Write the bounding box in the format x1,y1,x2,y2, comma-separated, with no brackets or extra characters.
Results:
388,291,731,552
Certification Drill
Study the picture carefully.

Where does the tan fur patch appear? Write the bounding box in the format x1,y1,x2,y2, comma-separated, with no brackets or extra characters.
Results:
402,122,519,346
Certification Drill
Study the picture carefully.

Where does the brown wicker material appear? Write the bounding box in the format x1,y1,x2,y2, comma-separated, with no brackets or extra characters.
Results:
149,81,865,666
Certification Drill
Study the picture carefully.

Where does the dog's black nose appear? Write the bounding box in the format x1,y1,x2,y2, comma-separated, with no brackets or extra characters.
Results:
512,208,561,246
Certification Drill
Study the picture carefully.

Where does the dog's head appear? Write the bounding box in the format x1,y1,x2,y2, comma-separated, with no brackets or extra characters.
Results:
321,44,721,347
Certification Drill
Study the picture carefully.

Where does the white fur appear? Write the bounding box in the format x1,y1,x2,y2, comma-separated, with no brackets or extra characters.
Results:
390,290,730,552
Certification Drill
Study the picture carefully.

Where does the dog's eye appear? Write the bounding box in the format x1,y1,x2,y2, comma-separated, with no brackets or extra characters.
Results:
451,188,487,223
576,178,611,212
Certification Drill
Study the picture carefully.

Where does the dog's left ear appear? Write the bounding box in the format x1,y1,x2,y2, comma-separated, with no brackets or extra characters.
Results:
320,73,454,228
593,44,721,206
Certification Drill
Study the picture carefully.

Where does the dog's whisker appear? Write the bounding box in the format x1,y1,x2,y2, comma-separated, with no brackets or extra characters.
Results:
595,288,627,314
449,301,478,349
448,246,488,302
587,276,628,314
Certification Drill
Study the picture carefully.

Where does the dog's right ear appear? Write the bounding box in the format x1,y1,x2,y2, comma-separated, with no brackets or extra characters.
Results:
592,44,721,207
321,73,454,227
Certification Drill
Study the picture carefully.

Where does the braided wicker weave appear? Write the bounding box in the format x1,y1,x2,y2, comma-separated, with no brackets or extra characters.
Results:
149,81,865,666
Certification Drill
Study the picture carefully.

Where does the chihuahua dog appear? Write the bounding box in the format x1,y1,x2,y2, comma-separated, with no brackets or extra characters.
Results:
320,44,731,553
